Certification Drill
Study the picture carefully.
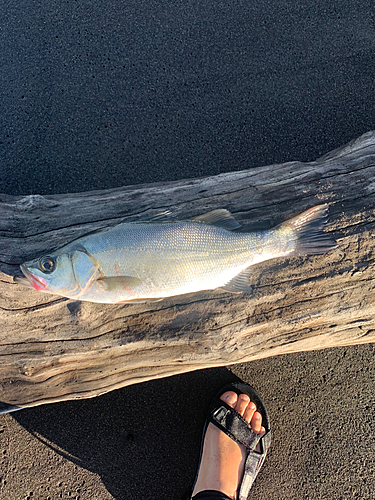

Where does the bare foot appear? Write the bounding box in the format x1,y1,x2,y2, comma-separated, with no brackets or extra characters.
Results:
192,390,265,499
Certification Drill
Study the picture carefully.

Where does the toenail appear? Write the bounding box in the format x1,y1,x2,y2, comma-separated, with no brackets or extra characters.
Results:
224,392,236,403
248,402,256,410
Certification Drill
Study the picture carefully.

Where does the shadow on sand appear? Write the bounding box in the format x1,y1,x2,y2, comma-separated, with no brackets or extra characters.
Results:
13,367,244,500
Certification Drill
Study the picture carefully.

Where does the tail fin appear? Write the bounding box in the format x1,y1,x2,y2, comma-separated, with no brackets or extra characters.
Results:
280,204,337,255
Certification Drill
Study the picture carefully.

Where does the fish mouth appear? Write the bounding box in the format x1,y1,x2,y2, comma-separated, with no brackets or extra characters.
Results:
20,264,48,291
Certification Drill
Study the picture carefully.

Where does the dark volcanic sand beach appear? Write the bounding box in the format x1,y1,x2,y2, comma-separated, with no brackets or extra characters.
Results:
1,1,375,499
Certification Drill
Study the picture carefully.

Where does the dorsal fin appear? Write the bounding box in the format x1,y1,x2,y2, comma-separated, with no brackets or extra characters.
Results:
191,209,241,231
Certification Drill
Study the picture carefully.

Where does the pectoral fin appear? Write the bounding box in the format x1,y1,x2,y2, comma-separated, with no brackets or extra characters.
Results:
96,276,144,292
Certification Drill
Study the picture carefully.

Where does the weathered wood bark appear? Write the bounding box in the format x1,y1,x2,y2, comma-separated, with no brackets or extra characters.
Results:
1,131,375,411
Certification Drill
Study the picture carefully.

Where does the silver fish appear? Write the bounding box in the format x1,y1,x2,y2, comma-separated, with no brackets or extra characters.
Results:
15,205,336,303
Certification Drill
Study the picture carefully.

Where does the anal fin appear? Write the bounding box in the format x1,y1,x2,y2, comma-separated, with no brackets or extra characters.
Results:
221,268,253,293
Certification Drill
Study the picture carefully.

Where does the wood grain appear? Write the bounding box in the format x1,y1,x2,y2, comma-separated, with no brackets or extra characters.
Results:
1,131,375,410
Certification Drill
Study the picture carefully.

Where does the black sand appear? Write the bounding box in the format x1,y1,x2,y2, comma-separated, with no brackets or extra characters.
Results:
1,1,375,499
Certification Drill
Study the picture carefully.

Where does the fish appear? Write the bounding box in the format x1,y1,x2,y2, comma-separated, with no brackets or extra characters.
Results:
15,205,336,303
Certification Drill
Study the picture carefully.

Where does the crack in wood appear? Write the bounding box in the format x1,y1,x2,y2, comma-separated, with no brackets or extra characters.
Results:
0,298,68,312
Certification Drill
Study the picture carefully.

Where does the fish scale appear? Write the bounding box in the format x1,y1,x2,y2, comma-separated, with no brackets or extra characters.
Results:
81,223,257,300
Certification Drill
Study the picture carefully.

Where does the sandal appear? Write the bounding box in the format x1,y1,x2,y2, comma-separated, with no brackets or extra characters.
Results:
190,382,271,500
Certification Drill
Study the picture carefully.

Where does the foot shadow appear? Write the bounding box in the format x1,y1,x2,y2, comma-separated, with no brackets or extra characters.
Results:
13,368,244,500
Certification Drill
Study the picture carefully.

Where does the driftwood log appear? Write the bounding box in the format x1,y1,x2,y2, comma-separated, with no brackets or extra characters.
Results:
1,131,375,412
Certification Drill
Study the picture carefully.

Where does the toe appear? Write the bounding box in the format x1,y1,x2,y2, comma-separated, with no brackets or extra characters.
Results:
243,400,256,423
220,390,238,408
250,411,263,434
235,394,250,416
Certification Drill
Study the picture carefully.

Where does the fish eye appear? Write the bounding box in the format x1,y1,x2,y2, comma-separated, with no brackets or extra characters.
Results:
39,256,56,274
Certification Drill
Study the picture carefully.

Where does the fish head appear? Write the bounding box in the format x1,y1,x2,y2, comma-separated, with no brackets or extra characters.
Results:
18,252,77,296
18,246,100,299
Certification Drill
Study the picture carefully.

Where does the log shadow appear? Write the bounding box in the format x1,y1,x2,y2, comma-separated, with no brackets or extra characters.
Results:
13,368,244,500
